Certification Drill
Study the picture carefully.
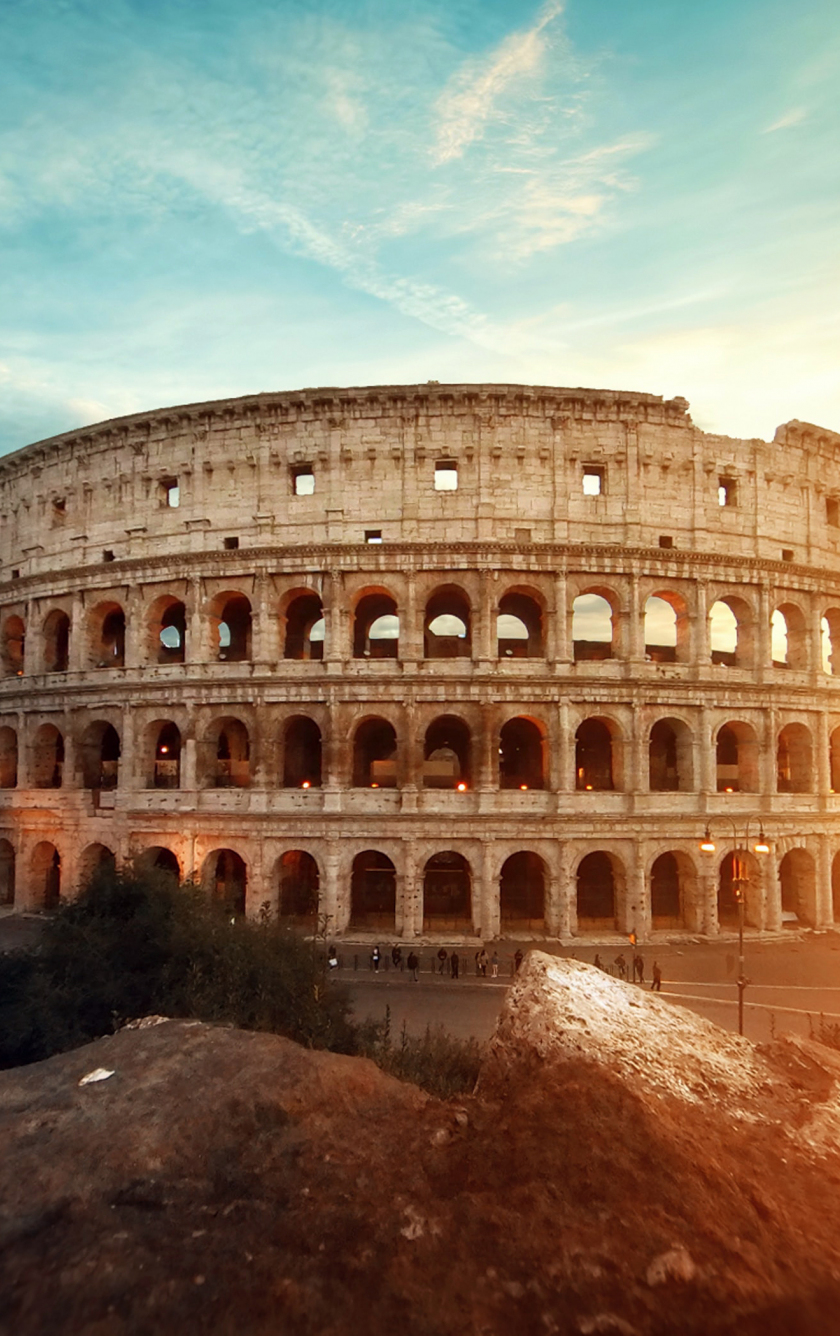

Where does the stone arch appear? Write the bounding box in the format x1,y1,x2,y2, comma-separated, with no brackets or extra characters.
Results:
147,594,187,665
821,608,840,676
282,715,322,788
88,601,125,668
43,608,70,672
650,851,697,930
831,727,840,792
1,614,25,677
0,726,17,788
572,590,616,661
79,720,120,789
277,850,320,924
499,851,546,930
423,715,471,789
424,585,471,659
0,838,15,906
135,846,181,884
352,717,397,788
202,848,247,916
31,841,61,910
31,724,64,788
499,716,546,790
709,594,755,668
649,717,693,792
497,589,544,658
209,591,252,663
576,851,622,930
644,591,689,663
715,720,760,793
575,717,619,791
350,850,396,931
779,848,817,927
423,851,472,931
776,722,813,793
78,842,116,890
149,720,181,788
772,601,808,670
832,851,840,922
201,716,251,788
283,591,325,661
353,589,399,659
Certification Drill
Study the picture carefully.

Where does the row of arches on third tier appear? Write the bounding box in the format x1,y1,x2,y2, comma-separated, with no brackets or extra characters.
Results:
6,589,840,674
7,842,827,935
0,714,831,795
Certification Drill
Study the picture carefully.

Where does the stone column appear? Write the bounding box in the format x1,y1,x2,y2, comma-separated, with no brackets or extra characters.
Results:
817,835,832,929
546,841,570,937
478,702,497,791
251,571,275,666
763,845,781,931
698,704,715,794
627,846,648,939
762,706,777,796
401,572,421,663
557,700,573,792
817,712,831,797
400,840,421,937
324,569,347,665
694,580,710,667
757,583,772,679
478,841,499,941
476,569,494,664
182,733,198,793
187,577,205,664
549,571,568,665
120,705,137,792
699,864,718,935
320,843,342,937
630,709,647,794
626,573,644,664
123,586,142,669
251,704,271,789
324,700,345,791
70,591,85,672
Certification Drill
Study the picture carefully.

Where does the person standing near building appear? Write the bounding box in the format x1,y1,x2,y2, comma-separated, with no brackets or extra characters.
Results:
651,961,662,991
450,950,459,979
437,947,448,975
371,944,381,973
407,950,419,981
491,951,499,978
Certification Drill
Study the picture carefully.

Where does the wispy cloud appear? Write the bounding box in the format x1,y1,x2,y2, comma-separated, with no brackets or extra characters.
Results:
763,107,808,133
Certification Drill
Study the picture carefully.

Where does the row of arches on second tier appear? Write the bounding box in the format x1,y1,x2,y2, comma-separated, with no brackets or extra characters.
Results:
0,713,831,795
6,840,826,936
6,586,840,675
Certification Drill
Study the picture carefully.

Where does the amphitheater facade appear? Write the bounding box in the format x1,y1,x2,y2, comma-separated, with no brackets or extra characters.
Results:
1,382,840,941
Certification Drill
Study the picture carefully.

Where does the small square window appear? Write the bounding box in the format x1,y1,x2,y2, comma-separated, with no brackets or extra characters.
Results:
53,497,66,516
583,467,603,496
659,535,674,549
434,460,458,491
782,548,794,562
292,464,315,496
514,527,532,543
224,536,239,550
365,529,383,544
103,549,115,563
828,498,839,527
11,569,19,580
161,477,179,508
718,476,736,507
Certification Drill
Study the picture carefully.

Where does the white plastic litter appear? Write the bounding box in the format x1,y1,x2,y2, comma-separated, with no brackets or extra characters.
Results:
78,1068,115,1086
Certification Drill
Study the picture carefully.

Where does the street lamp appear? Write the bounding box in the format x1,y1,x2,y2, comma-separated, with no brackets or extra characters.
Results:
699,820,769,1036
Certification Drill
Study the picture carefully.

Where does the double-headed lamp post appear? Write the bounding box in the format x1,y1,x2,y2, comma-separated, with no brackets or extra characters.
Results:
699,821,770,1036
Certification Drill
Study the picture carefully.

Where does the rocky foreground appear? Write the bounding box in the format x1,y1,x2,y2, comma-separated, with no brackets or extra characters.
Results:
3,954,840,1336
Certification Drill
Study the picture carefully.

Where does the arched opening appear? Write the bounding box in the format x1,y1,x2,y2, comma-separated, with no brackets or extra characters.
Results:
214,594,252,663
715,721,759,793
278,850,320,924
0,726,17,788
499,717,546,790
831,728,840,793
644,593,688,663
575,718,615,790
284,593,325,660
497,591,544,658
572,592,614,661
32,724,64,788
832,852,840,922
423,852,472,931
89,603,125,668
2,615,25,676
650,852,688,928
80,721,120,790
352,718,397,788
423,715,471,789
709,597,754,667
148,597,187,665
353,592,399,659
424,587,471,659
203,848,247,916
649,718,692,792
772,603,808,670
576,851,618,929
717,849,762,929
350,850,396,930
0,839,15,906
779,848,816,927
822,609,840,676
135,846,180,886
500,852,545,930
153,722,181,788
204,717,250,788
776,723,813,793
31,841,61,910
43,609,70,673
283,716,322,788
78,843,116,890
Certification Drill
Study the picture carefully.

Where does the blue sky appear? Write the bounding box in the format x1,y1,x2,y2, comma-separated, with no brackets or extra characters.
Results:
1,0,838,454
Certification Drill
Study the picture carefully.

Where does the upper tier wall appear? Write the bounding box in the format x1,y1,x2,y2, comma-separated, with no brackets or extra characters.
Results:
1,384,839,579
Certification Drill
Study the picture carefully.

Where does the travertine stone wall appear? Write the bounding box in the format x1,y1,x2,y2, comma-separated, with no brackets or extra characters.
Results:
0,383,839,942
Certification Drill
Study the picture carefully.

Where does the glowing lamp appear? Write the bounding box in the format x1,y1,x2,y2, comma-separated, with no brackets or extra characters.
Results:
754,830,770,854
159,745,168,754
456,782,467,791
585,784,593,791
699,827,716,853
725,787,734,793
371,782,379,789
301,780,310,789
520,783,528,791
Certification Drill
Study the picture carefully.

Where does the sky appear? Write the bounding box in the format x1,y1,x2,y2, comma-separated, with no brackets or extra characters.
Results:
1,0,838,455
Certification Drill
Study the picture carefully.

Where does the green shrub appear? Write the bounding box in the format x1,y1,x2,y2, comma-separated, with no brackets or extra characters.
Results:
356,1006,484,1099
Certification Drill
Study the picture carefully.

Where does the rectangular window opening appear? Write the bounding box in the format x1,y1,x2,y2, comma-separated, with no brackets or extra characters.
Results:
514,527,532,543
161,477,180,508
582,467,603,496
658,535,674,549
434,460,458,491
828,498,839,528
52,497,66,516
103,550,115,563
292,464,315,496
224,536,239,550
11,569,19,579
718,476,736,507
365,529,383,544
782,548,794,562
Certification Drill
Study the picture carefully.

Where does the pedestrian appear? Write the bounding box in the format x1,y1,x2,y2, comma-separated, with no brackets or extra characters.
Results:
593,953,603,971
391,944,402,970
450,950,460,979
407,950,419,981
327,944,338,971
491,951,499,978
371,944,381,973
514,949,524,972
651,961,662,992
477,948,488,977
614,952,627,980
634,953,644,984
437,946,448,975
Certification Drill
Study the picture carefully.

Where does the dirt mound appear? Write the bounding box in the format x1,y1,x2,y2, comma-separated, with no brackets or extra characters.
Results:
3,955,840,1335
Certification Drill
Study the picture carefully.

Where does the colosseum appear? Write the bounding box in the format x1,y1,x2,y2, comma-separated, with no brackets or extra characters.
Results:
1,382,840,943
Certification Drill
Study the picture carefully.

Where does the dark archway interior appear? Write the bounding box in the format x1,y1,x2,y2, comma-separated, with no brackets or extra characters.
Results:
210,849,247,915
649,721,679,791
353,594,398,659
500,851,545,927
499,717,544,790
353,719,397,787
218,596,252,662
154,722,181,788
576,851,616,922
350,850,396,929
44,611,70,672
576,720,614,790
651,852,681,922
283,716,322,787
285,594,325,660
279,850,320,920
423,852,471,929
423,716,471,788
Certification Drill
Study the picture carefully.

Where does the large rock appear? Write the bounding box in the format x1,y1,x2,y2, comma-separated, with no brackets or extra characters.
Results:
4,955,840,1335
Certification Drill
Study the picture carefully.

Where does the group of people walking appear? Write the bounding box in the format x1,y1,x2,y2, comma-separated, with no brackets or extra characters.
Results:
364,944,526,980
592,951,662,990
